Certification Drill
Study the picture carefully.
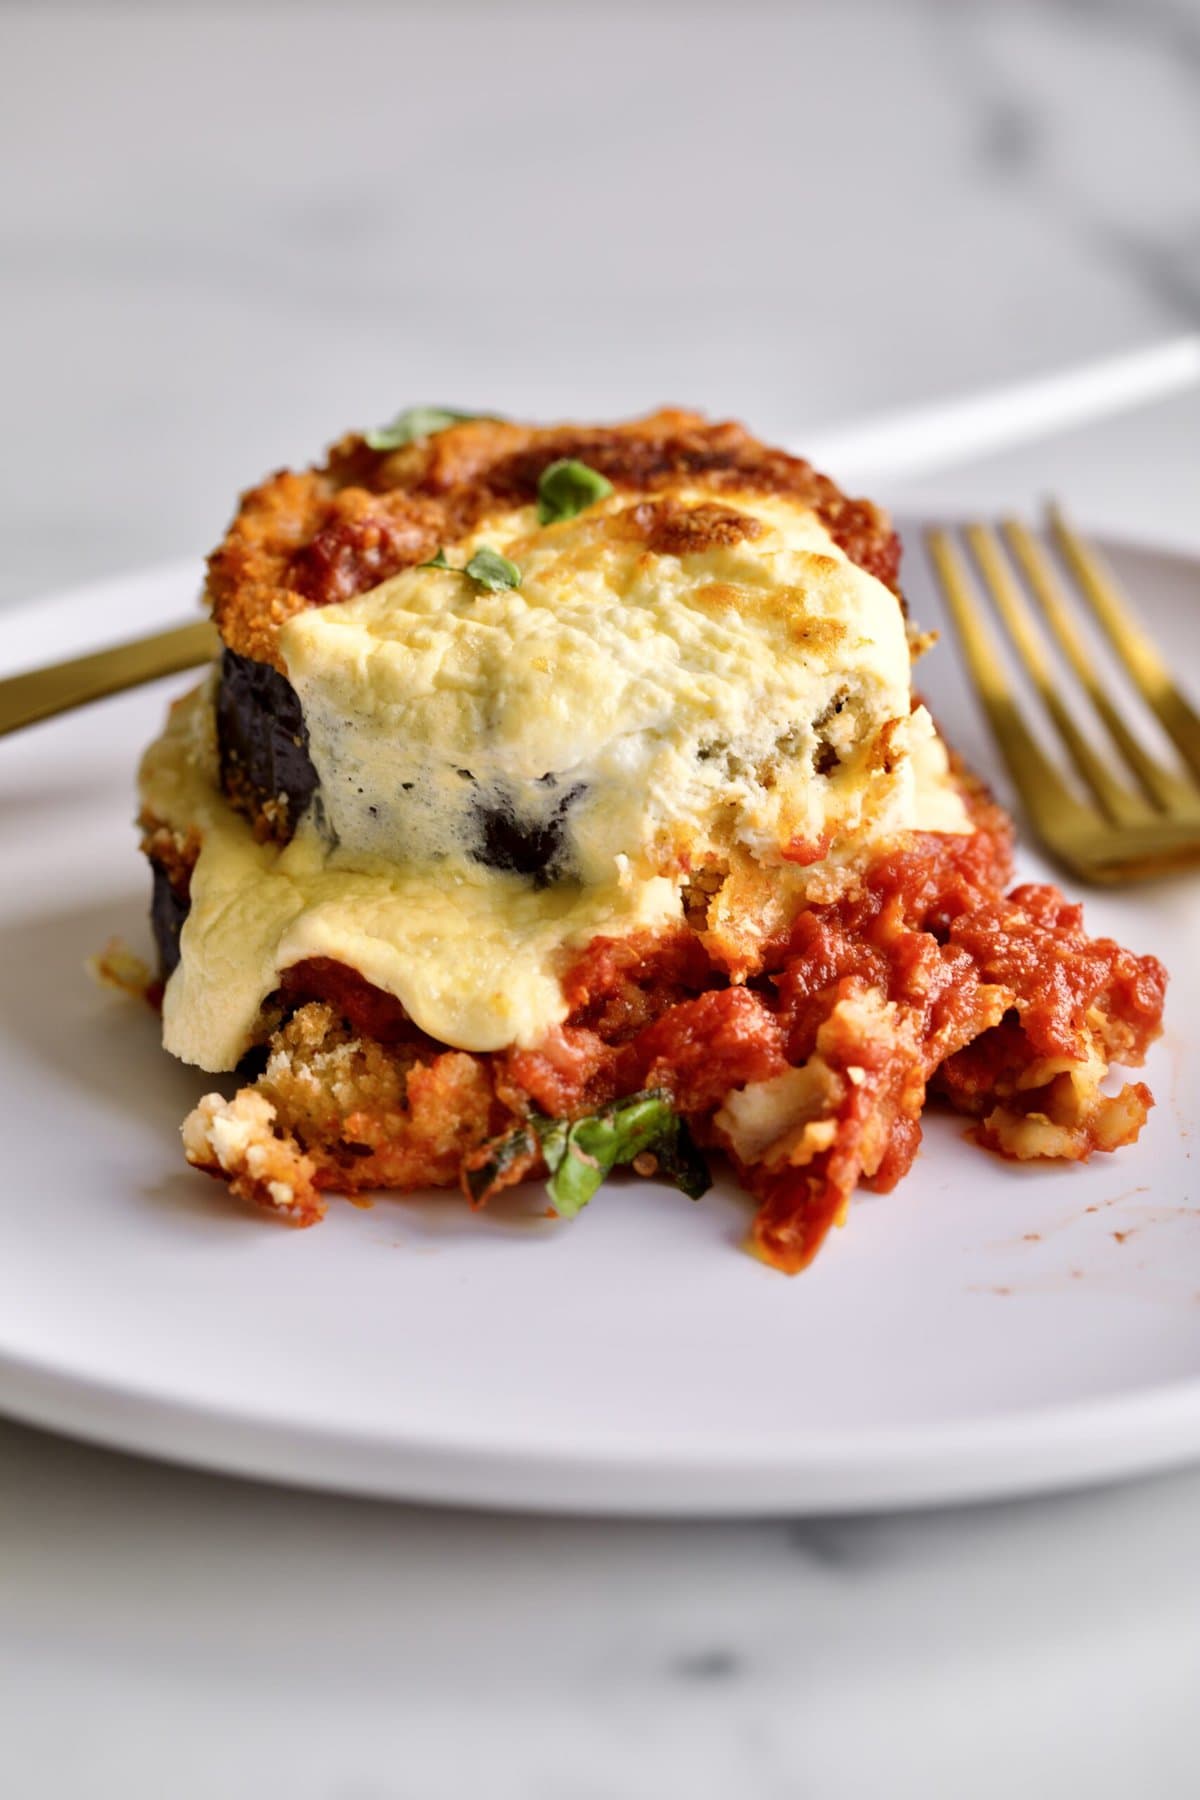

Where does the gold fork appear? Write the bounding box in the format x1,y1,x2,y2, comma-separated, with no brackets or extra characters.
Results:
0,619,217,738
927,505,1200,884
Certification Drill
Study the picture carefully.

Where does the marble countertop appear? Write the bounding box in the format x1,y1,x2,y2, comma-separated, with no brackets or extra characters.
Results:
3,1418,1200,1798
2,3,1199,1794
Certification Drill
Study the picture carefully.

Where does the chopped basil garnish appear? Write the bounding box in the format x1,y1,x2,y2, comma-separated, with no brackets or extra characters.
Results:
464,546,522,592
536,458,614,525
465,1091,710,1217
535,1090,711,1219
416,544,521,592
365,406,484,452
463,1124,538,1207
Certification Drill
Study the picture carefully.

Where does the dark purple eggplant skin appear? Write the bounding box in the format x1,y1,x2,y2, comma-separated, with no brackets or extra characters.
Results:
473,782,585,883
150,858,190,978
215,648,319,839
212,646,584,881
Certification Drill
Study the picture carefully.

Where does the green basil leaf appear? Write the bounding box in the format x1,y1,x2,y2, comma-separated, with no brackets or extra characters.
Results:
536,458,614,525
464,546,522,592
535,1090,710,1220
415,544,520,592
653,1116,712,1201
463,1123,538,1207
535,1116,570,1174
543,1147,606,1218
365,407,482,452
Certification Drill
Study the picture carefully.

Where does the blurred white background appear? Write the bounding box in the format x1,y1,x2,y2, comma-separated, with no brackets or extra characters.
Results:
3,0,1199,605
2,3,1199,1796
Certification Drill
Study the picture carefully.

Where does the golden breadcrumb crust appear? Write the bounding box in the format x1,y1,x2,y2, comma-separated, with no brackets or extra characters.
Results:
206,409,901,669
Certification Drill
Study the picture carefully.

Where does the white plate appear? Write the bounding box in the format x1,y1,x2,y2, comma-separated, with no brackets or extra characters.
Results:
0,521,1196,1516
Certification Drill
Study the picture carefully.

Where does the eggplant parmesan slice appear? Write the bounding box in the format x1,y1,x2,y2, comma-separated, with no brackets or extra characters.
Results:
135,408,1166,1271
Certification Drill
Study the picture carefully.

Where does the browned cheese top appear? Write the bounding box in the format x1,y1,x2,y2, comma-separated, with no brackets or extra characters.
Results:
206,408,901,669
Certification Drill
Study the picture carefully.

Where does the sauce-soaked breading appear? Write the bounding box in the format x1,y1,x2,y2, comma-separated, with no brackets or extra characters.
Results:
207,409,900,669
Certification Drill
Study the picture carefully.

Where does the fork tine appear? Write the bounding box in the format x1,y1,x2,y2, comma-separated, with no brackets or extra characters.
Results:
963,524,1144,829
1049,503,1200,784
926,530,1098,846
1000,519,1179,813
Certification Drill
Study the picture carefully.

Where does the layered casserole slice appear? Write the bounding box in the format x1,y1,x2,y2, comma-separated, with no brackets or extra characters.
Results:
138,410,1166,1270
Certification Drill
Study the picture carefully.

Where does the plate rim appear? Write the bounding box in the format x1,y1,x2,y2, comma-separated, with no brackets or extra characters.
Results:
2,525,1197,1515
6,1332,1200,1514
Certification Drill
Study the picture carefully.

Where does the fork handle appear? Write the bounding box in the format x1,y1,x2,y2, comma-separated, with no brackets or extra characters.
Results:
0,620,218,737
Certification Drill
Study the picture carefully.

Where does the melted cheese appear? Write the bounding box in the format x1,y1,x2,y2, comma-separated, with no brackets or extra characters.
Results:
141,683,682,1071
281,492,963,883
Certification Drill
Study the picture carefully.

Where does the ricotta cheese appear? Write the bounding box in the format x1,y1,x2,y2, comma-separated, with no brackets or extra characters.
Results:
280,491,961,883
141,683,682,1071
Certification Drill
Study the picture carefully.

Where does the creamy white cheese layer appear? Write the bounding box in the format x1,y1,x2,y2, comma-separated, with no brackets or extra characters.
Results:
142,683,683,1071
281,492,962,883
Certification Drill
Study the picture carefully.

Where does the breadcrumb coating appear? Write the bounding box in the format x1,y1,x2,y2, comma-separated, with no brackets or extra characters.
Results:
181,1003,503,1222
